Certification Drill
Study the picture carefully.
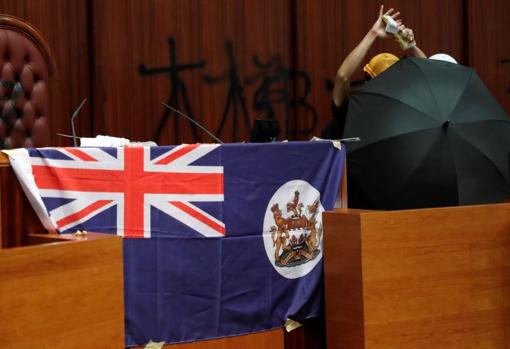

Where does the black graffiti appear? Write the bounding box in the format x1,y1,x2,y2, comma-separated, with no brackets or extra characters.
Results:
246,55,317,139
139,37,206,143
204,41,250,142
139,39,318,142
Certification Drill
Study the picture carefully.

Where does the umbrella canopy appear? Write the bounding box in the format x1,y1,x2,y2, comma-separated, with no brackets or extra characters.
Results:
344,56,510,210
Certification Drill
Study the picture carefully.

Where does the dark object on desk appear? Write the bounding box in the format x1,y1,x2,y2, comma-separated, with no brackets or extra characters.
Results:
250,119,280,142
344,56,510,209
0,15,54,148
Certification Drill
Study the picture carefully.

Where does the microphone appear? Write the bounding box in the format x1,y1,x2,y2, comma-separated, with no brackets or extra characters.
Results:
70,98,88,146
161,103,223,144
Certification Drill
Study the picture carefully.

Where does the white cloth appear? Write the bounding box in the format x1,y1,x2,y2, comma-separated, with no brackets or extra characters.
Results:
80,135,130,147
2,149,57,232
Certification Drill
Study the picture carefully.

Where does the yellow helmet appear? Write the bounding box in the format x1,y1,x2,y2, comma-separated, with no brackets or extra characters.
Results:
363,53,399,78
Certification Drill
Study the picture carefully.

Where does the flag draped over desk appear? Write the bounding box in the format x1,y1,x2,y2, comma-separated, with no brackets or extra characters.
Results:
8,141,345,346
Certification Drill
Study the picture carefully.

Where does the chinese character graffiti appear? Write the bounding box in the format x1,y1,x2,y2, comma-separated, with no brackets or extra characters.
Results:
139,38,318,143
139,37,206,143
204,41,250,142
246,55,317,139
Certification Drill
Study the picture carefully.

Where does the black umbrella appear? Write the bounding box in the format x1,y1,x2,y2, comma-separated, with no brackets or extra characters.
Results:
344,56,510,210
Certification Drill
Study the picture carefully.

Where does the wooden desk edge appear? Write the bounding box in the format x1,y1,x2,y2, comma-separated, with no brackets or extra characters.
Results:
26,232,121,246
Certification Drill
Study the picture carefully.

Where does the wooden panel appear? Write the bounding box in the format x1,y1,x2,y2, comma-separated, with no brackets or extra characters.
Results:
0,0,91,146
467,0,510,116
1,0,508,147
91,0,292,145
6,0,506,148
131,328,283,349
323,205,510,348
0,233,124,349
323,209,365,349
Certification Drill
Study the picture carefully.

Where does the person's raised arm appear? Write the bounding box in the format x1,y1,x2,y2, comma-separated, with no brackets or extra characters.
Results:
333,5,400,107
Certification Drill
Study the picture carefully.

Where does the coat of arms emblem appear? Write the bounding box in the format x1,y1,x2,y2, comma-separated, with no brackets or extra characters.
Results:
270,191,322,267
263,180,324,278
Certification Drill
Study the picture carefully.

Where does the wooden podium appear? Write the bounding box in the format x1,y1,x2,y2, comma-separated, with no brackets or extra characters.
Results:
0,233,125,349
323,205,510,349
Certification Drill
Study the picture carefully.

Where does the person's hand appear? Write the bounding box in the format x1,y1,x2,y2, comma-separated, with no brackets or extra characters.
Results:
398,24,427,57
370,5,401,39
398,25,416,45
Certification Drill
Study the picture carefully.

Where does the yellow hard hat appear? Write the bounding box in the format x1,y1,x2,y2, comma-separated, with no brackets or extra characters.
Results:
363,53,399,78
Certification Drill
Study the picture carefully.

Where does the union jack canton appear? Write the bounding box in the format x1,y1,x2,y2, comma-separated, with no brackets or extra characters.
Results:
25,144,224,238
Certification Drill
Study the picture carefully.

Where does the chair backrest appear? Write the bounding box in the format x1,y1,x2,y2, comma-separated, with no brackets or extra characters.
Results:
0,15,53,148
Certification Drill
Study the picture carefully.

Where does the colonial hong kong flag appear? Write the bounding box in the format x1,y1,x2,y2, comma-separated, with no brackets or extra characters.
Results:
7,141,345,346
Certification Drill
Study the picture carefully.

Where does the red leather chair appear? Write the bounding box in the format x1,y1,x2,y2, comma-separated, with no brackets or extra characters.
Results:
0,15,53,148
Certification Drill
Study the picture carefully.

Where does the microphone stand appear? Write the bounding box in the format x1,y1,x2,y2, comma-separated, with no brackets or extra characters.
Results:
71,98,88,146
161,103,223,144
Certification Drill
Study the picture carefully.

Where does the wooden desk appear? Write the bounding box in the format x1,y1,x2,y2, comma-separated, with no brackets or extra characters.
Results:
323,205,510,349
0,233,124,349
